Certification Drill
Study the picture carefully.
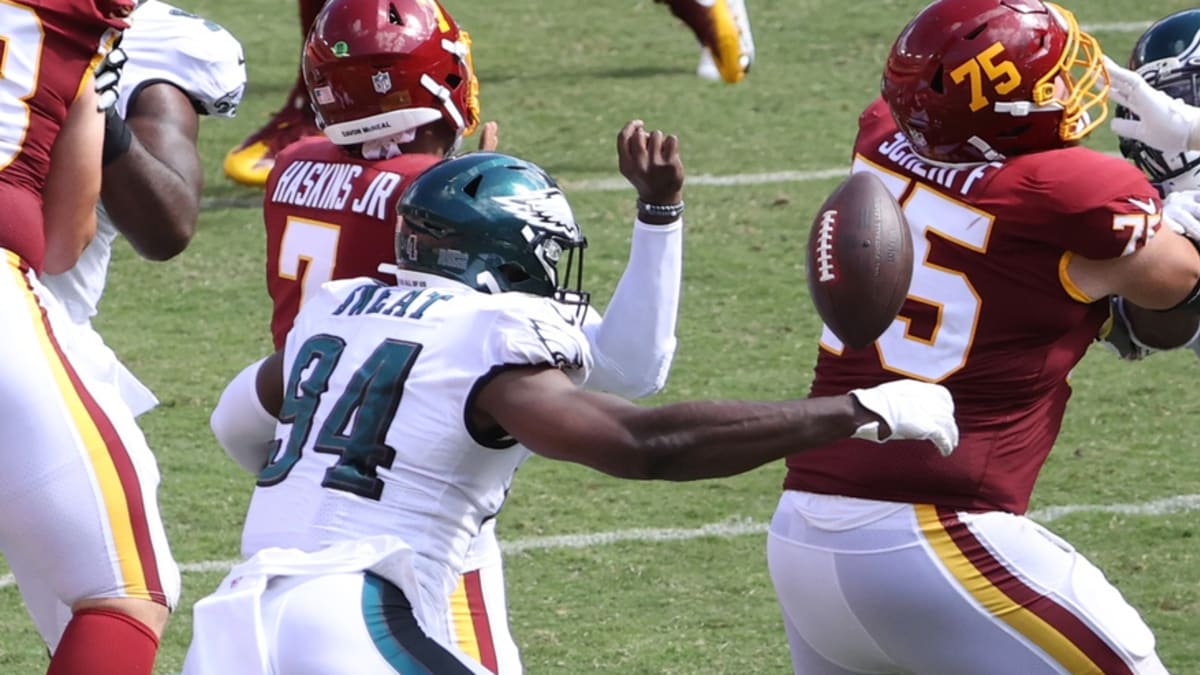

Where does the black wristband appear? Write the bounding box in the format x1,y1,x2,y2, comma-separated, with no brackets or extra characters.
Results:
636,199,685,220
102,107,132,166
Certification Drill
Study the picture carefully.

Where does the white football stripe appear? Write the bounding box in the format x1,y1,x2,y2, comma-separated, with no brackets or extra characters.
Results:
0,492,1195,589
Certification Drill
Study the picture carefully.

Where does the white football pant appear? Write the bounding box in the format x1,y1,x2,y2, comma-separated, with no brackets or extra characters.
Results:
184,536,493,675
0,251,179,650
452,518,522,674
768,490,1167,675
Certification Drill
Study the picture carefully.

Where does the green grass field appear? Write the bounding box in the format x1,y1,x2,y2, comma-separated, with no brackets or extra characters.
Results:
2,1,1199,673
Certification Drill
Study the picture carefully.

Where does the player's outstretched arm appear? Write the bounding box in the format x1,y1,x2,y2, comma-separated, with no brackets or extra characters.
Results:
474,368,958,481
1069,225,1200,311
100,83,202,260
584,121,684,399
43,86,104,274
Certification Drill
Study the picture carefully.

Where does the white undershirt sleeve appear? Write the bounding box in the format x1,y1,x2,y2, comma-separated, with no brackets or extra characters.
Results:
210,357,279,474
583,217,682,399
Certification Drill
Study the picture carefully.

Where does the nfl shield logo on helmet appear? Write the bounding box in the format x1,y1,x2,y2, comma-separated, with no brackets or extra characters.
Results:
372,71,393,94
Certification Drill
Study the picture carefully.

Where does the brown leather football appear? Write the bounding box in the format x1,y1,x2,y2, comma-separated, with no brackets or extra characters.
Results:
806,171,913,350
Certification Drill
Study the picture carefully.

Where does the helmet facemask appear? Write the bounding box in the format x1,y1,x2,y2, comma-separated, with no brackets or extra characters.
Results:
1035,4,1109,143
530,228,589,322
1118,71,1200,192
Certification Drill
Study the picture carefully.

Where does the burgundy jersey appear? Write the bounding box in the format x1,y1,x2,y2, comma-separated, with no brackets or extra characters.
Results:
0,0,124,270
785,98,1164,514
264,136,442,348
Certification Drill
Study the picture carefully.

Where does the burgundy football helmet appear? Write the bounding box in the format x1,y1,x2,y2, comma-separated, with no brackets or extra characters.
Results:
881,0,1109,164
302,0,480,146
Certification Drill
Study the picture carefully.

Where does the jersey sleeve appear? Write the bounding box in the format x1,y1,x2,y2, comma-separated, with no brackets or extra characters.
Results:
581,219,681,399
1008,150,1163,260
481,299,593,386
857,98,892,138
116,0,247,118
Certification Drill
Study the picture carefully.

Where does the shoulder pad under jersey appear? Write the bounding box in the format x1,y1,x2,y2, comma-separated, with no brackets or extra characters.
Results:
117,0,246,118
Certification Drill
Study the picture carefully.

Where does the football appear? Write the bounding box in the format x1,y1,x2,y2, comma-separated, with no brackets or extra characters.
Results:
806,171,913,350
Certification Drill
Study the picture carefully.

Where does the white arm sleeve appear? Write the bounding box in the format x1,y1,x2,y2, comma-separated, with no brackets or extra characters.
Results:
210,357,279,474
583,217,682,399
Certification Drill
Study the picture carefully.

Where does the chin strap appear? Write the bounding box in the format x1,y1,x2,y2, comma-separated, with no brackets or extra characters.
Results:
446,132,464,157
361,129,418,160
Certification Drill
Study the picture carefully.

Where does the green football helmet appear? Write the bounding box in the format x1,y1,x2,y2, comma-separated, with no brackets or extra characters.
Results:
395,151,589,314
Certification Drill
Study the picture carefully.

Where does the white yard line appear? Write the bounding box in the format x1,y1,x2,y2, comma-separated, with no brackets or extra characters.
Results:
198,167,853,209
0,492,1195,589
500,492,1200,553
1081,21,1152,33
199,21,1150,211
563,168,849,192
201,149,1133,209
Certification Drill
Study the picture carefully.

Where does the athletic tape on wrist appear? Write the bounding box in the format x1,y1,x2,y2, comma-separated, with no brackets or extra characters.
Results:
102,108,132,166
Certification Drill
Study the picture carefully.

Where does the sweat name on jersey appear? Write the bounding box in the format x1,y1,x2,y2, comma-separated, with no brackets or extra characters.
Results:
332,283,454,320
875,132,1001,196
269,161,403,220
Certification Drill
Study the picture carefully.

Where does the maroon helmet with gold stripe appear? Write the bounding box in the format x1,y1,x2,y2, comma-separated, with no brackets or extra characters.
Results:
882,0,1108,164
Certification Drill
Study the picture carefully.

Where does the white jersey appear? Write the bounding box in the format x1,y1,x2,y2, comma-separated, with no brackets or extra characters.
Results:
42,0,246,325
241,274,591,606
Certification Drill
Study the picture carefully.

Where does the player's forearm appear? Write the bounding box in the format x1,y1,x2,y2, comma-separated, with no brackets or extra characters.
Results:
101,133,198,260
619,396,870,481
101,86,203,261
585,217,682,399
43,87,104,274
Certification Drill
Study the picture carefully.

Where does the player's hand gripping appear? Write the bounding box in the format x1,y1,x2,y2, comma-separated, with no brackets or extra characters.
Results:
1106,56,1200,154
618,120,684,208
1162,189,1200,243
94,42,128,112
849,380,958,457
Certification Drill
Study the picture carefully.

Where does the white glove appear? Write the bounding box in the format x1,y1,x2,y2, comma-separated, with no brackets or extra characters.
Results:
93,45,128,112
1106,55,1200,154
850,379,958,457
1162,189,1200,242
